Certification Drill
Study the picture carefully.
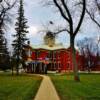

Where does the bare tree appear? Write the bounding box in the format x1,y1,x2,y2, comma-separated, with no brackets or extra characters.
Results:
0,0,17,71
84,0,100,70
85,0,100,28
42,0,86,81
0,0,17,31
77,38,98,72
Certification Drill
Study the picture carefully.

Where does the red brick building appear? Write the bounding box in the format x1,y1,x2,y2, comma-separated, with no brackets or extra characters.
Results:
23,43,82,73
23,43,100,73
22,31,100,73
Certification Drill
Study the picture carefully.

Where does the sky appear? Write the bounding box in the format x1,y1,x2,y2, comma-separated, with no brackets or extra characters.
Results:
7,0,100,51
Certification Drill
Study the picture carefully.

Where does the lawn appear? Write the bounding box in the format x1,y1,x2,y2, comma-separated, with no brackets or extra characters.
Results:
50,73,100,100
0,73,42,100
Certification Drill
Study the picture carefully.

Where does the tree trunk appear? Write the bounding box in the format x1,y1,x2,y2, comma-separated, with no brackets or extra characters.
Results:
11,65,14,75
16,64,19,75
70,35,80,82
16,56,19,75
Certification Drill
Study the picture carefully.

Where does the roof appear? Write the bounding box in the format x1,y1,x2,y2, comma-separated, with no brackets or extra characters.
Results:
30,43,79,51
31,44,67,51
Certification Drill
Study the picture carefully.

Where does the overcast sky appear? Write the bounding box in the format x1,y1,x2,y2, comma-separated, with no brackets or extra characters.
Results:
7,0,100,50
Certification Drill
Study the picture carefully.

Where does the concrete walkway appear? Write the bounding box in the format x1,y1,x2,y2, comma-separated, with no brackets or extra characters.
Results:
34,75,60,100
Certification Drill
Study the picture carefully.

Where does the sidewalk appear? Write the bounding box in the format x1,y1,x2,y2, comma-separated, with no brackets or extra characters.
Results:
34,75,60,100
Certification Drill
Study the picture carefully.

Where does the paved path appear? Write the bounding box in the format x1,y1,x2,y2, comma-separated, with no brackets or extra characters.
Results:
34,75,60,100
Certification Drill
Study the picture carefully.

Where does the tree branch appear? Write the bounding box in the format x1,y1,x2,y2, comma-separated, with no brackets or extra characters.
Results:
95,0,100,11
86,8,100,28
61,0,73,34
74,0,86,36
53,0,70,22
54,28,70,35
61,0,73,23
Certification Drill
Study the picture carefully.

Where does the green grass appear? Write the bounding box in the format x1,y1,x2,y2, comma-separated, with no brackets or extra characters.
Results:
0,73,42,100
50,73,100,100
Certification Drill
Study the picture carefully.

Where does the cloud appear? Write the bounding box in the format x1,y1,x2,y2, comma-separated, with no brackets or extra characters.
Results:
27,25,45,45
27,25,39,38
5,0,100,51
